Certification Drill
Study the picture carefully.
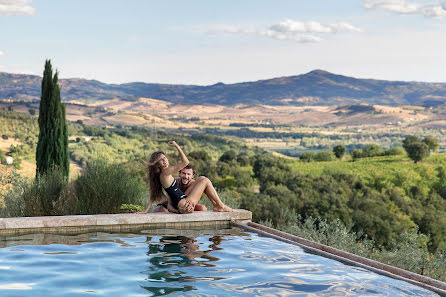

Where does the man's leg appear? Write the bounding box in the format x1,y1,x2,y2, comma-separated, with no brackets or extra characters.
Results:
184,176,233,212
184,181,207,211
194,204,207,211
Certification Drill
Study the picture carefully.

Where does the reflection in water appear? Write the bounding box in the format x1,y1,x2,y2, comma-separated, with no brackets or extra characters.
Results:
0,283,36,290
0,232,138,248
142,235,226,296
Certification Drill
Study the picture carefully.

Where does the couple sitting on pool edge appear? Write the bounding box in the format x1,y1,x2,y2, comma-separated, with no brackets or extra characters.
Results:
152,164,207,213
138,141,233,214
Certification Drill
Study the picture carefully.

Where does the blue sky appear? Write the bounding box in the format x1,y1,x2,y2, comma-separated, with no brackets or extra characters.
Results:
1,0,446,85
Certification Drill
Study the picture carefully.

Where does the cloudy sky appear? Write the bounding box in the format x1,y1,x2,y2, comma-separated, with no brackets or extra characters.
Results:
1,0,446,85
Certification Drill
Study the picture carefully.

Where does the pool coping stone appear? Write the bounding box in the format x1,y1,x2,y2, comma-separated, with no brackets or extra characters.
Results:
0,209,251,235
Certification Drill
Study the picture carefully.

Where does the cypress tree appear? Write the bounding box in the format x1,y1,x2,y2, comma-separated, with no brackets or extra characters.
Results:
36,60,69,177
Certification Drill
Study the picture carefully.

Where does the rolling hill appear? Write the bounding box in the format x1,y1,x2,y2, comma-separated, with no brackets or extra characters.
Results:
1,70,446,106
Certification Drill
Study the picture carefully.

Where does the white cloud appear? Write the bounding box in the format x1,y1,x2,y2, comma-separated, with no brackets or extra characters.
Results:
0,0,35,16
363,0,446,18
363,0,421,13
0,50,4,56
329,22,363,33
421,4,446,18
206,20,362,43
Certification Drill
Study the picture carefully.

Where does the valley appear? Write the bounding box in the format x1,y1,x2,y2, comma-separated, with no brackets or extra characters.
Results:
2,98,446,158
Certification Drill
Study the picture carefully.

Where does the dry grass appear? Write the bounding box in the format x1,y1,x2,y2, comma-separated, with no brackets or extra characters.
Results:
0,138,21,152
49,98,438,132
103,114,148,126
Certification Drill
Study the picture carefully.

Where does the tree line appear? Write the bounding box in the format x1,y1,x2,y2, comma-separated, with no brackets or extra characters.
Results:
299,135,439,163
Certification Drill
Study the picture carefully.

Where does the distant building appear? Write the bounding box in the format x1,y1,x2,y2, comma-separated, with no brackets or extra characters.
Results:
6,156,13,165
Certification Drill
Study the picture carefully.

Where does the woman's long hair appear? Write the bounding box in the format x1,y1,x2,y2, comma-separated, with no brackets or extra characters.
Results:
147,151,166,202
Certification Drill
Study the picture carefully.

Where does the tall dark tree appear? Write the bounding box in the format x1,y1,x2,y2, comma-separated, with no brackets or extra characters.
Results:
36,60,69,177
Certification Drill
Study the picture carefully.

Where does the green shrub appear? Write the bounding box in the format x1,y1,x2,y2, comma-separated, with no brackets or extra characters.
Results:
0,170,28,218
23,167,68,216
0,150,5,164
120,203,144,213
275,213,376,258
75,160,147,214
53,182,78,216
385,146,405,156
313,150,336,162
300,151,335,162
1,168,71,217
215,189,243,209
299,152,315,162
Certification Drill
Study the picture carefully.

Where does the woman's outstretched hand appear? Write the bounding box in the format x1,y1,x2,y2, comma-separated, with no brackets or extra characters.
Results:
168,141,178,147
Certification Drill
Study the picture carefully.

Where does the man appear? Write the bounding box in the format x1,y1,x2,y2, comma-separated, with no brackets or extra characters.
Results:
152,164,207,212
176,164,207,211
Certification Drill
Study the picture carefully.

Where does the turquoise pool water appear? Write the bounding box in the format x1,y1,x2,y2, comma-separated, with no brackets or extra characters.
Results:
0,228,441,296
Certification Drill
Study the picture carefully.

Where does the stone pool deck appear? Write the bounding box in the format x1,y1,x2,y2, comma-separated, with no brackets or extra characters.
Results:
0,209,252,235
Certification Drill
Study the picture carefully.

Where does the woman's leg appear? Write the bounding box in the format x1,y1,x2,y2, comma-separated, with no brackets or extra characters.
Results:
184,176,233,212
152,205,168,213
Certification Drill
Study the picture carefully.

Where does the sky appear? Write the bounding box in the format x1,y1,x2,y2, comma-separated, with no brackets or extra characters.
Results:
1,0,446,85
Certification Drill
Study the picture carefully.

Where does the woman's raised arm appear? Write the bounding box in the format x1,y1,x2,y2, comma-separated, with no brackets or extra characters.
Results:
166,141,189,173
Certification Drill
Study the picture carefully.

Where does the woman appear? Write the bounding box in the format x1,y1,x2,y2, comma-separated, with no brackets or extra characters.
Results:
141,141,233,214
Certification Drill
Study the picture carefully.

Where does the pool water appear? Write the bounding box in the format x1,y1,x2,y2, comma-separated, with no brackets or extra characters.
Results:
0,228,441,296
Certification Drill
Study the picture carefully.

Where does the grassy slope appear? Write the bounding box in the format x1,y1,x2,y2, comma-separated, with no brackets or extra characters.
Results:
290,154,444,194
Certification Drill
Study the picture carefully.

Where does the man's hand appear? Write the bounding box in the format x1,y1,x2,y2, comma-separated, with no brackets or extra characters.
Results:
178,199,194,214
168,141,178,147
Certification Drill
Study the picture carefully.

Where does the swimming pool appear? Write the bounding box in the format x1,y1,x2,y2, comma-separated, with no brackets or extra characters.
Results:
0,227,441,296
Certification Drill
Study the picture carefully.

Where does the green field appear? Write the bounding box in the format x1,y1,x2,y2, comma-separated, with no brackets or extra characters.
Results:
291,154,445,195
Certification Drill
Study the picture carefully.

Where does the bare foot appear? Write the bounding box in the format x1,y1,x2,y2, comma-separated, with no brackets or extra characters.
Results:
213,205,234,212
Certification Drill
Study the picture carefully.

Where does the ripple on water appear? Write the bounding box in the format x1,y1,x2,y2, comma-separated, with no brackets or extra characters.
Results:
0,230,440,297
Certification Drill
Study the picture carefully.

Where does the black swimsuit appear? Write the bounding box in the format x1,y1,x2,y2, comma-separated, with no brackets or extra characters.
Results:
163,179,187,209
156,202,168,209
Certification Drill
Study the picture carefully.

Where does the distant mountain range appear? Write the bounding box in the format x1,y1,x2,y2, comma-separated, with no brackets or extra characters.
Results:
1,69,446,106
